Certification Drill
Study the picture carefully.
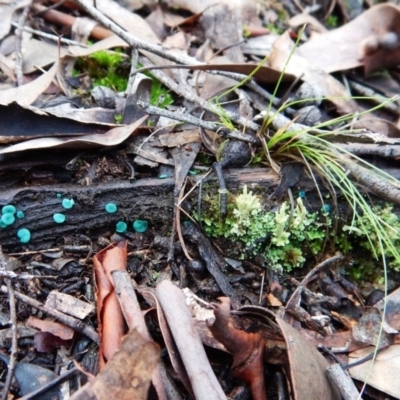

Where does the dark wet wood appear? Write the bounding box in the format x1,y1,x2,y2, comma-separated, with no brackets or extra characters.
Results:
0,168,281,250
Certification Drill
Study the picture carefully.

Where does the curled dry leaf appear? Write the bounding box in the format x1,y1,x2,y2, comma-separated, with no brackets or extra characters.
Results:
348,345,400,398
93,241,128,369
0,61,58,107
70,329,160,400
208,297,267,400
0,0,31,40
298,3,400,75
0,116,148,155
269,32,359,115
27,316,74,341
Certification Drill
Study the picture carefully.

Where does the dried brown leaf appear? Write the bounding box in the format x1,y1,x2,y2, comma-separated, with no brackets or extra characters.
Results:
93,241,128,369
269,32,359,115
27,316,74,340
0,61,58,107
0,116,148,155
298,3,400,75
276,318,341,400
208,297,267,400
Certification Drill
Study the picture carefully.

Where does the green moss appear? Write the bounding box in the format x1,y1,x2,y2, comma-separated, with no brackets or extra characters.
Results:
149,79,174,109
325,15,339,28
74,49,128,92
342,205,400,271
199,186,330,271
137,63,174,109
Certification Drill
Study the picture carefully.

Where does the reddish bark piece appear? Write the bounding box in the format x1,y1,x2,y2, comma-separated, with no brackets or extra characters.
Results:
93,241,127,369
208,297,267,400
70,329,160,400
27,316,74,340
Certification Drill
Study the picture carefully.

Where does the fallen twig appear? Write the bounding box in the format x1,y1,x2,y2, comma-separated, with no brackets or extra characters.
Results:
155,280,226,400
17,367,79,400
139,57,261,132
0,247,18,400
74,0,282,110
136,101,259,143
9,290,99,344
15,2,32,86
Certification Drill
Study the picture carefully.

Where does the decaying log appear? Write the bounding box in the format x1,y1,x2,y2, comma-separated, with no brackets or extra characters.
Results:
1,163,399,252
0,168,281,250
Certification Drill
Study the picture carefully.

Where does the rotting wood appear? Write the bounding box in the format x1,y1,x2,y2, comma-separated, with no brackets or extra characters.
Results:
1,164,399,251
0,168,280,250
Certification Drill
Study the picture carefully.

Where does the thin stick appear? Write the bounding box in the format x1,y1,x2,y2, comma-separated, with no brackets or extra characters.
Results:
136,101,258,142
75,0,276,108
10,290,99,344
139,57,261,133
17,367,79,400
15,3,32,86
176,178,193,261
0,247,17,400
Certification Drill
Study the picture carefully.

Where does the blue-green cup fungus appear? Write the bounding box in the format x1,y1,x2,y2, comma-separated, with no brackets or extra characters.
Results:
1,213,15,226
16,210,25,219
56,193,62,198
322,204,331,213
116,221,127,233
2,205,16,214
0,221,7,229
53,213,66,224
133,220,148,233
17,228,31,243
62,198,75,209
105,203,117,213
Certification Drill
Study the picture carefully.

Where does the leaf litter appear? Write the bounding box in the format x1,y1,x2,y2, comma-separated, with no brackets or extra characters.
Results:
1,0,400,399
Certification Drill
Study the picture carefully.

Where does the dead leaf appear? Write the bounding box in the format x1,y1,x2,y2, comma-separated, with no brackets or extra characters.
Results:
27,316,74,340
93,241,128,369
0,61,58,107
349,345,400,398
374,286,400,332
0,103,113,145
276,318,341,400
269,31,359,115
298,3,400,75
0,0,31,40
33,331,72,353
352,307,395,348
0,116,148,154
187,62,295,85
159,129,201,147
208,297,267,400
